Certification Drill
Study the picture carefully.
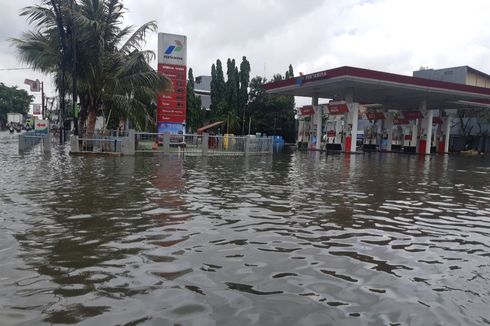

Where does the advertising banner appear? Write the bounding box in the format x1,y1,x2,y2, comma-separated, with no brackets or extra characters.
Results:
157,122,185,135
402,111,424,120
157,33,187,132
328,101,349,115
299,105,315,116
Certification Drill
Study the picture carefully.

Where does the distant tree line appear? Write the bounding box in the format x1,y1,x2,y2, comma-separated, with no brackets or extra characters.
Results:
186,58,296,142
0,83,33,128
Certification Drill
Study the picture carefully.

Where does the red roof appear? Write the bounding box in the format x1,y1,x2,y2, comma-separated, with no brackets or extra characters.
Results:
264,66,490,96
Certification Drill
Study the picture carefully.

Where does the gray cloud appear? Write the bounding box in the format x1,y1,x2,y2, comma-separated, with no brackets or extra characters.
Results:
2,0,490,108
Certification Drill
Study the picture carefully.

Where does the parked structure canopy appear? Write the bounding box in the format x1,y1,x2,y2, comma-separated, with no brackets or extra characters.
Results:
264,66,490,110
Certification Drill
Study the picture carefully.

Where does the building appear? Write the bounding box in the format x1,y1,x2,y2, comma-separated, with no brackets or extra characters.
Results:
413,66,490,88
194,75,211,110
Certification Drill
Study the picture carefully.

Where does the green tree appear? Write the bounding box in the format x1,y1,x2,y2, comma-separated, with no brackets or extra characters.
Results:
225,58,239,133
246,73,296,142
285,64,295,79
13,0,170,136
239,56,250,134
186,68,203,133
0,83,34,127
210,59,226,122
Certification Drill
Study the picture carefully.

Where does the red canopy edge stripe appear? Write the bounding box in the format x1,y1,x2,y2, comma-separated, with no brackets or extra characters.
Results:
264,66,490,97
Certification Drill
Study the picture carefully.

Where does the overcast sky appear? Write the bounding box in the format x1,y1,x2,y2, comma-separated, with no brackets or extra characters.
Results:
2,0,490,105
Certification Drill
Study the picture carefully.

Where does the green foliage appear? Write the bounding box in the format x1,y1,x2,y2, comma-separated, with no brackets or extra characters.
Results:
0,83,34,126
209,58,295,138
186,68,204,133
239,56,250,133
210,59,226,122
13,0,170,134
246,75,296,142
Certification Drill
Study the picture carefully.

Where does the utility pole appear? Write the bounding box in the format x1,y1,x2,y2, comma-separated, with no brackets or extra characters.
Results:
41,82,45,120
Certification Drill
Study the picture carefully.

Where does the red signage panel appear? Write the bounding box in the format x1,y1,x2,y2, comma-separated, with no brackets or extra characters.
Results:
157,63,187,124
328,103,349,115
394,118,410,125
402,111,424,120
299,105,315,116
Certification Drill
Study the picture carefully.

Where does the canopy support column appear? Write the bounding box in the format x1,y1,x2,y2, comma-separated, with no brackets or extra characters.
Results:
313,96,322,150
385,112,394,151
444,115,451,153
425,109,434,155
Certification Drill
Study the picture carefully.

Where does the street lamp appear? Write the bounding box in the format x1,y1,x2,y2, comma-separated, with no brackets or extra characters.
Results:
24,79,45,120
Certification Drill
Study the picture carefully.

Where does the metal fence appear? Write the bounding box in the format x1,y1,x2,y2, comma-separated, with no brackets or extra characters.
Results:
18,131,50,153
70,129,132,154
77,136,122,153
135,132,273,156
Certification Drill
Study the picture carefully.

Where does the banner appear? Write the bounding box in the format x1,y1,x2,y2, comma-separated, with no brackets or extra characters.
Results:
157,33,187,132
299,105,315,116
365,112,385,120
328,101,349,115
402,111,424,120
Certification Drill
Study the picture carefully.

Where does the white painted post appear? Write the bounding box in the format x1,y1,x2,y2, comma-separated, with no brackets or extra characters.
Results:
425,109,434,155
163,132,170,153
202,133,209,156
70,135,79,153
350,103,359,152
444,116,451,153
315,105,322,151
412,120,419,151
312,96,320,150
385,112,394,151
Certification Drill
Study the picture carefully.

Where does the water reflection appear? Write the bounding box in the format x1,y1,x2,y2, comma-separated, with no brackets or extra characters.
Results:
1,132,490,325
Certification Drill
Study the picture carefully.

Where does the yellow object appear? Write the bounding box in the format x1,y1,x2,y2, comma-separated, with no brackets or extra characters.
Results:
223,134,235,150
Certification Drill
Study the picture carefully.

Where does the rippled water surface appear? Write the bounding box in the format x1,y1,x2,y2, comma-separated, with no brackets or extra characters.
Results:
1,131,490,325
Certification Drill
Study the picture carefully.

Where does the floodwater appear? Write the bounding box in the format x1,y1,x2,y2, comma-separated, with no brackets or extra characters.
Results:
1,132,490,326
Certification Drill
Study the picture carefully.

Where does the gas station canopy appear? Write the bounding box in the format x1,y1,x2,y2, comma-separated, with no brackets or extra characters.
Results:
264,66,490,110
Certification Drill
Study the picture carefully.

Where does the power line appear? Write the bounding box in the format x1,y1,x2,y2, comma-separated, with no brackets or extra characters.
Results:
0,67,32,71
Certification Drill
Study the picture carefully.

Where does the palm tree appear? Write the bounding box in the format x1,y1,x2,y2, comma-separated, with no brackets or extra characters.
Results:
12,0,170,136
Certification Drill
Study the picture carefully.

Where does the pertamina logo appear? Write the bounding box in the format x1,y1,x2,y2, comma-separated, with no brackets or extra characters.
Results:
164,40,184,60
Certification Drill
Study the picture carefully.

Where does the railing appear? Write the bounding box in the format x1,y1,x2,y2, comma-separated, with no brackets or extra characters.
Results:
18,131,50,153
135,132,273,156
77,136,122,153
70,129,133,155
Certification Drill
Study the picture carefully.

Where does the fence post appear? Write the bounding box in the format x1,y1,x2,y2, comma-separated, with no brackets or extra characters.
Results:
43,134,51,153
18,133,25,153
270,137,274,154
70,135,79,153
127,129,135,155
245,135,250,156
163,132,170,154
202,133,209,156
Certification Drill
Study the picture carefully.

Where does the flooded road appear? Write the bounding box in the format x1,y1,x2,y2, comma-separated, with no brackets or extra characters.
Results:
1,131,490,325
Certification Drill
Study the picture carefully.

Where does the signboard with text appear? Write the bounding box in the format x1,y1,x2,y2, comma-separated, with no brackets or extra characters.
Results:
299,105,315,116
402,111,424,120
328,101,349,115
157,33,187,133
34,119,49,135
